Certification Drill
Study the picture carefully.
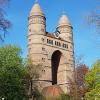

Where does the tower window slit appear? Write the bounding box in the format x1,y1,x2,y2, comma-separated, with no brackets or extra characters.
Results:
62,44,68,48
42,58,45,62
57,42,59,46
55,41,61,47
29,48,31,53
59,42,61,46
42,38,44,42
42,47,45,51
47,39,53,45
55,41,57,45
29,29,31,32
29,39,31,42
47,39,49,43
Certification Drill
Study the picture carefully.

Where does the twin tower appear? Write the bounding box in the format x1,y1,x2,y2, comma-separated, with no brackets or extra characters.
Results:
28,2,75,93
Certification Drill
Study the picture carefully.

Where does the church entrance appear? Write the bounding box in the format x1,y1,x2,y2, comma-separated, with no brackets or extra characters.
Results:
51,50,62,85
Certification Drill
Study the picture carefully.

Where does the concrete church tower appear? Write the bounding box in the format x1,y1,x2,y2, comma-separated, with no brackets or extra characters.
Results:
28,2,46,64
28,2,75,94
57,14,73,43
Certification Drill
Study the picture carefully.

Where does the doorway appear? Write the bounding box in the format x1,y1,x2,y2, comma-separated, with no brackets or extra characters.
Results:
51,50,62,85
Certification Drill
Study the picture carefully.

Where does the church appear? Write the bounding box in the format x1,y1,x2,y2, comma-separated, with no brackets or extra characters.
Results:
28,1,75,94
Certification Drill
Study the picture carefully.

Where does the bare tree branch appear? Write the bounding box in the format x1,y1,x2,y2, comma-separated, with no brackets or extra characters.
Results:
0,0,11,42
86,6,100,34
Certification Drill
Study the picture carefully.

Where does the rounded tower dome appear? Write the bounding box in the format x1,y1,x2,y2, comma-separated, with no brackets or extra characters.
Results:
56,14,73,42
30,2,44,16
57,14,71,28
28,2,46,35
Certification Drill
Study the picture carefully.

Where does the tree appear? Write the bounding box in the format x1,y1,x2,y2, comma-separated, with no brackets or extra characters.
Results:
85,60,100,100
86,0,100,33
0,0,11,41
75,56,89,99
76,64,88,99
0,45,28,100
87,9,100,33
85,0,100,36
76,64,88,87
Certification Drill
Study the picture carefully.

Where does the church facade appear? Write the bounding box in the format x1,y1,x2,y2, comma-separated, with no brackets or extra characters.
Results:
28,2,75,93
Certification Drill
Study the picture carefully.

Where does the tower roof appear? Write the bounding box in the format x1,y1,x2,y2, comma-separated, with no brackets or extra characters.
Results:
57,14,71,27
30,2,44,16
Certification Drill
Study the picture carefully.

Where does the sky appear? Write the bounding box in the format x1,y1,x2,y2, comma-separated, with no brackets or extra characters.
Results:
2,0,100,67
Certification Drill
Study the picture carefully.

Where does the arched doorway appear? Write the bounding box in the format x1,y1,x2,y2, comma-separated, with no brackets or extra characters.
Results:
51,50,62,85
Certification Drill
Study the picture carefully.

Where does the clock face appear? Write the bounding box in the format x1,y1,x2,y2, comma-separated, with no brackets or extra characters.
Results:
54,31,60,38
